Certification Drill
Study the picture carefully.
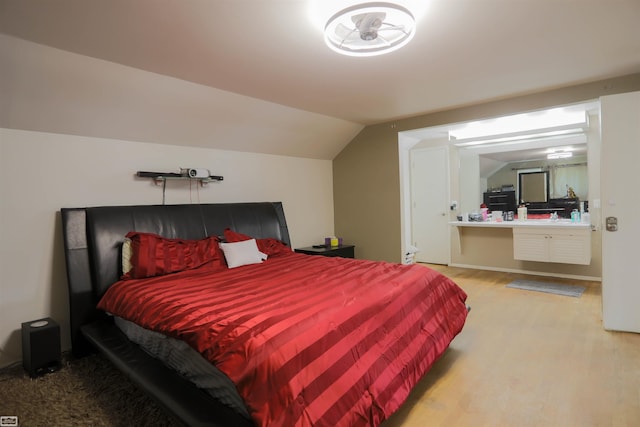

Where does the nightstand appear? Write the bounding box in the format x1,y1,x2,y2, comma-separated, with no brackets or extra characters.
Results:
295,244,355,258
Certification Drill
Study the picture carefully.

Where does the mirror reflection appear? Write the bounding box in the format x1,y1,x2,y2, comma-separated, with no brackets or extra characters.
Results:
519,171,549,204
479,147,587,218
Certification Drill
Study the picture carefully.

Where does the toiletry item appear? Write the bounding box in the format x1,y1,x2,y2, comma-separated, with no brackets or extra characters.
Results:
571,209,580,223
469,212,483,221
480,207,489,221
517,206,527,220
581,212,591,224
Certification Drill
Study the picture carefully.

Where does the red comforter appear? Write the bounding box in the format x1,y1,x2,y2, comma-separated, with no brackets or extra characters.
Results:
98,252,468,427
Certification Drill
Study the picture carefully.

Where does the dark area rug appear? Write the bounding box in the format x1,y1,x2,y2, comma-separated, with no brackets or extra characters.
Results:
0,352,181,427
506,279,586,297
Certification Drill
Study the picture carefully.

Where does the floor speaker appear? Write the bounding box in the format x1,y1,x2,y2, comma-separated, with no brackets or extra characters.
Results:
22,317,61,377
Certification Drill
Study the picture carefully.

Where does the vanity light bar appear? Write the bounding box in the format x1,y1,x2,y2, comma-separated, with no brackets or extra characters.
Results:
453,130,587,151
547,151,573,160
449,111,589,147
451,125,586,147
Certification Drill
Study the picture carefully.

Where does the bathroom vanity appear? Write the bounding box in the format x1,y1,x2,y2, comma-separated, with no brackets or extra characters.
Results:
450,219,591,265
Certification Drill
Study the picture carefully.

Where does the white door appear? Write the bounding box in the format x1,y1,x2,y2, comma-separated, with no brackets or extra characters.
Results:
601,90,640,333
410,146,450,264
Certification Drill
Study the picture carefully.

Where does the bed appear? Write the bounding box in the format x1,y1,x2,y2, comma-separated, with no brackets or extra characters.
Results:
61,202,468,427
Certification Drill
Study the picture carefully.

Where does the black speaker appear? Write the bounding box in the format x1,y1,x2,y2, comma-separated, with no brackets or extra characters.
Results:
22,317,61,377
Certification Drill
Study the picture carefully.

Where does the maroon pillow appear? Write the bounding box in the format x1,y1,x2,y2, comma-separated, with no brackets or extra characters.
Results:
124,232,225,279
223,228,292,256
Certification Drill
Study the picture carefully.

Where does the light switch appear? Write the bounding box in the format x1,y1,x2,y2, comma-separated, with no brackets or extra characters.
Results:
606,217,618,232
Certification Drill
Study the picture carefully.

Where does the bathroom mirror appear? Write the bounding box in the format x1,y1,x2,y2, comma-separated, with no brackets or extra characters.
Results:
519,171,549,203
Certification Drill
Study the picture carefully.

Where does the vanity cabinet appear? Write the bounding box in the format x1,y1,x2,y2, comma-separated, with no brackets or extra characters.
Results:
513,227,591,265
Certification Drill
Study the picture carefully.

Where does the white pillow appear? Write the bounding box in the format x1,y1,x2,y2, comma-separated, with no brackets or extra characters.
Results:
219,239,267,269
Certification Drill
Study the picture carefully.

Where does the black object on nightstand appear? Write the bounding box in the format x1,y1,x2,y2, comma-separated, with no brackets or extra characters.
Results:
295,244,355,258
22,317,62,377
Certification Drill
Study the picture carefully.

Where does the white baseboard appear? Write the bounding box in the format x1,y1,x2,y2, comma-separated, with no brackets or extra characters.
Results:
447,263,602,282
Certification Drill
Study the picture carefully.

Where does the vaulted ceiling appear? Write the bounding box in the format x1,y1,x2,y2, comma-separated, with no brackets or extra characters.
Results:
2,0,639,159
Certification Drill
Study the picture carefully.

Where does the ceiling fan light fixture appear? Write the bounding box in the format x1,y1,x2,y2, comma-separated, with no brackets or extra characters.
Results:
324,2,416,57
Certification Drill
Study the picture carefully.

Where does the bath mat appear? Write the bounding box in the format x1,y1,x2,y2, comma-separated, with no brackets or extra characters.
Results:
506,279,585,297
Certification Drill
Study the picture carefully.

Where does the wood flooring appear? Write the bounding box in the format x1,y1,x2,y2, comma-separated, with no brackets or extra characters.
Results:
382,264,640,427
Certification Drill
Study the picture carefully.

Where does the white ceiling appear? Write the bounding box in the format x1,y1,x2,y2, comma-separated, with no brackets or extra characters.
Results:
1,0,639,159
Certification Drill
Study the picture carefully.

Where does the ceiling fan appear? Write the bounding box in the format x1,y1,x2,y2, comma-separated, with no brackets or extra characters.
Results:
324,3,416,57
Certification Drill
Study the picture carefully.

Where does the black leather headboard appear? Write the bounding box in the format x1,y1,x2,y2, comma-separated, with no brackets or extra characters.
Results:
61,202,290,356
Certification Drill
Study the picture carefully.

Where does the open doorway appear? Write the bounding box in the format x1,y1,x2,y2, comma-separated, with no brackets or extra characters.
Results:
398,100,598,265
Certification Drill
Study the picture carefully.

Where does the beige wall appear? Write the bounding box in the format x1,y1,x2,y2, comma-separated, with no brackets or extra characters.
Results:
333,124,403,261
334,72,640,264
450,227,602,280
0,129,334,368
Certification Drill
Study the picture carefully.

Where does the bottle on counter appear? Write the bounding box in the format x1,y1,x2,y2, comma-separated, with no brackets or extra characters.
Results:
571,209,581,223
517,205,527,220
480,207,489,221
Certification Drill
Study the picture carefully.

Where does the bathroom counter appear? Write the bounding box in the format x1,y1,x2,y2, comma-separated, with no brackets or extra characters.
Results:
449,219,592,265
449,219,591,229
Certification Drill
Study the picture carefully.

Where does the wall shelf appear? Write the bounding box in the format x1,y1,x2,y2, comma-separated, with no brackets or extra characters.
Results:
137,171,224,185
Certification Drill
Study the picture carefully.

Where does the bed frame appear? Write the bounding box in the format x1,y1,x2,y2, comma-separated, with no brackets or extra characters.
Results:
61,202,291,427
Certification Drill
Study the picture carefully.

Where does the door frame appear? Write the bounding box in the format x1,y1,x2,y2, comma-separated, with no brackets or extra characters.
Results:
399,134,451,264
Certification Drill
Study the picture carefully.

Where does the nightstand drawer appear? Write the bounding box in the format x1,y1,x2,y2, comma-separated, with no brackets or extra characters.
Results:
295,245,355,258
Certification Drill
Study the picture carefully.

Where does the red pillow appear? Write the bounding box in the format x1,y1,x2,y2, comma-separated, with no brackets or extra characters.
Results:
223,228,292,256
124,232,225,279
